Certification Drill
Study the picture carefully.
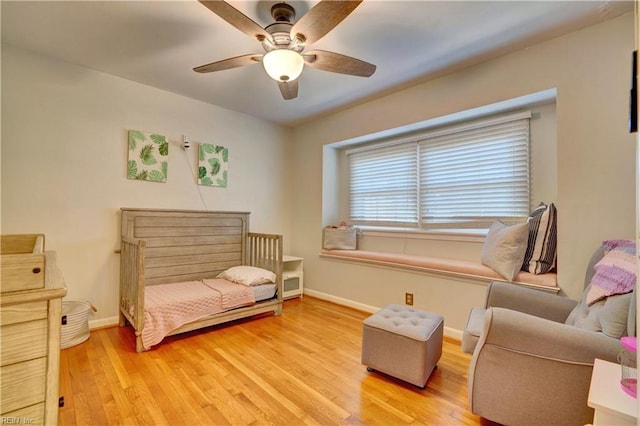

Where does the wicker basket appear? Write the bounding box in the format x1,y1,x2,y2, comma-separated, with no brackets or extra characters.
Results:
61,300,95,349
323,227,358,250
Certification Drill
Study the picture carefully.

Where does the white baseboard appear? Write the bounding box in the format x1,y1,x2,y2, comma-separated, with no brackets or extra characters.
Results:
303,289,463,341
303,289,380,313
444,327,463,341
89,316,119,330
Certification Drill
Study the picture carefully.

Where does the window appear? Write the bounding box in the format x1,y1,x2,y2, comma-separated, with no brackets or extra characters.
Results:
348,112,531,230
349,142,418,226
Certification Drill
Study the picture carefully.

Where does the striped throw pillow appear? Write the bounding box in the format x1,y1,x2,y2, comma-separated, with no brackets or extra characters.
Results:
521,202,557,274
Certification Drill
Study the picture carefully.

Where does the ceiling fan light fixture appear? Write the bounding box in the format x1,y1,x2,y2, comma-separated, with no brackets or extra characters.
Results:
262,49,304,82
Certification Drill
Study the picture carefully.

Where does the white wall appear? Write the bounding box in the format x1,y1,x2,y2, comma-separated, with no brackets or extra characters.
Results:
1,45,293,327
290,14,636,334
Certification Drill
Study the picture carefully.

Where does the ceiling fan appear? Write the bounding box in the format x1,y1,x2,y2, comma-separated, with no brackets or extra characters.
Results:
193,0,376,100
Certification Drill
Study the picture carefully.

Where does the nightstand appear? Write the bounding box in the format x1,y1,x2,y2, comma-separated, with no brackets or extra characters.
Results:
282,255,303,299
587,358,637,425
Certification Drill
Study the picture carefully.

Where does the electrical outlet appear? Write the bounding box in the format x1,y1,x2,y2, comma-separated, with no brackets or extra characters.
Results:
405,292,414,306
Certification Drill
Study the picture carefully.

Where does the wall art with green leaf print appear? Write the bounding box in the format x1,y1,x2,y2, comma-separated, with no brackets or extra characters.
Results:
198,143,228,187
127,130,168,183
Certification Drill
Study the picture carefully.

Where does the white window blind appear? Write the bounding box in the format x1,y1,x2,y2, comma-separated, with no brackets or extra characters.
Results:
349,142,418,226
420,114,530,228
347,111,531,230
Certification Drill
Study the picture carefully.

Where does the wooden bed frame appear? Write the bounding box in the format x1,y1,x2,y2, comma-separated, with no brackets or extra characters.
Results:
118,208,283,352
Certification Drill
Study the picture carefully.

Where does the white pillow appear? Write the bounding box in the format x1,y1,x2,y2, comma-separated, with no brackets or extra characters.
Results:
217,266,276,286
481,221,529,281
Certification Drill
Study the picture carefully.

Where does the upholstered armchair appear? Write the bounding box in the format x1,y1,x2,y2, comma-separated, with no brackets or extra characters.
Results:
462,245,636,426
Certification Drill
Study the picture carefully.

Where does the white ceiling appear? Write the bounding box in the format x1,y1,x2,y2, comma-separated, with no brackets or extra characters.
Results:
1,1,633,126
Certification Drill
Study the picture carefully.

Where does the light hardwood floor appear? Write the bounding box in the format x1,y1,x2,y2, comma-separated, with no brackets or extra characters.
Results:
59,297,495,425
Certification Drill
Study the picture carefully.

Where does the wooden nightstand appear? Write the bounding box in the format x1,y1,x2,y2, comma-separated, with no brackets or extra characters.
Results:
282,255,303,299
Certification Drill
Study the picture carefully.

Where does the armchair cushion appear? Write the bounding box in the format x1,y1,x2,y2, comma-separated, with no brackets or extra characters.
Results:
565,285,633,339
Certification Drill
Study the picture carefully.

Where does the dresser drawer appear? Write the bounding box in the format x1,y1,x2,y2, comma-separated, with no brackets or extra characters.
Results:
1,253,45,292
1,402,44,425
1,319,47,366
1,357,46,414
0,301,48,326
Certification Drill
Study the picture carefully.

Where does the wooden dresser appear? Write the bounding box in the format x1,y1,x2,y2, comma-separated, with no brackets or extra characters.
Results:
1,234,67,425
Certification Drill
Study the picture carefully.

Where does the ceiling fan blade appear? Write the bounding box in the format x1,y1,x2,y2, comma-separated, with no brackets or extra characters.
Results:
290,0,363,45
304,50,376,77
193,54,263,73
198,0,273,44
278,80,298,100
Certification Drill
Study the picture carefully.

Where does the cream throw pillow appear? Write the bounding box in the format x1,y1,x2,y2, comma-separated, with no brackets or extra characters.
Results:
481,221,529,281
217,266,276,286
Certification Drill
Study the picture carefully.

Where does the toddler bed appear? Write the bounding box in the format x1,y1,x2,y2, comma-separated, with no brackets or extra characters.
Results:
119,208,283,352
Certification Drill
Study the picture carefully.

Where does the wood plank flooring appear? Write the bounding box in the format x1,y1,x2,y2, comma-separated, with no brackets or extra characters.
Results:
59,297,495,425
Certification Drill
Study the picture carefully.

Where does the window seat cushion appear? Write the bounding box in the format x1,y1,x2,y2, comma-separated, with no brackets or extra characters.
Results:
320,249,558,290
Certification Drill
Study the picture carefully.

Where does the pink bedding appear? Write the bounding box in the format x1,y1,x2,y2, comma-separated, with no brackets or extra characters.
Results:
142,279,255,350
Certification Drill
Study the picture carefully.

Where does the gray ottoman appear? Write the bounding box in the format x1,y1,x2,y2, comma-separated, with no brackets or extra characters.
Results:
361,304,443,388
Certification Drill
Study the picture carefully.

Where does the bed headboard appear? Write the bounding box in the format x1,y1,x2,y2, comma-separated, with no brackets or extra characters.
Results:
121,208,251,286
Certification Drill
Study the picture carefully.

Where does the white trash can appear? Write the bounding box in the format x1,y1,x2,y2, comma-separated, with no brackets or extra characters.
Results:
61,300,96,349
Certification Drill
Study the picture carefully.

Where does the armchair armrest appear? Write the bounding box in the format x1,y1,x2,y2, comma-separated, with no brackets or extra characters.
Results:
484,281,578,323
478,307,621,364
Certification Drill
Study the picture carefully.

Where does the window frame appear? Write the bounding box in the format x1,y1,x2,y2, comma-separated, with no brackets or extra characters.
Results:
346,111,532,231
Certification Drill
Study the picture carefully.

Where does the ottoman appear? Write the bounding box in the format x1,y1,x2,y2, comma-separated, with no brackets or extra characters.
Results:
361,304,443,388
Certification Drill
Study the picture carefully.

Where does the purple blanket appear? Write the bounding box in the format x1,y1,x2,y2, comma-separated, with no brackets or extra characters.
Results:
586,240,636,306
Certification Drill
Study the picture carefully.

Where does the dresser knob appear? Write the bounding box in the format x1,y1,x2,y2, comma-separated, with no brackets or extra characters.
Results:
32,267,41,274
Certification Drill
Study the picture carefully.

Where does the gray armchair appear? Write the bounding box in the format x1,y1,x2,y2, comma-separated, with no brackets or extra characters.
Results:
462,246,636,426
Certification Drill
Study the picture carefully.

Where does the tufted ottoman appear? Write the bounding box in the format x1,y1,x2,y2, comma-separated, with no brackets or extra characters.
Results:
361,304,443,388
